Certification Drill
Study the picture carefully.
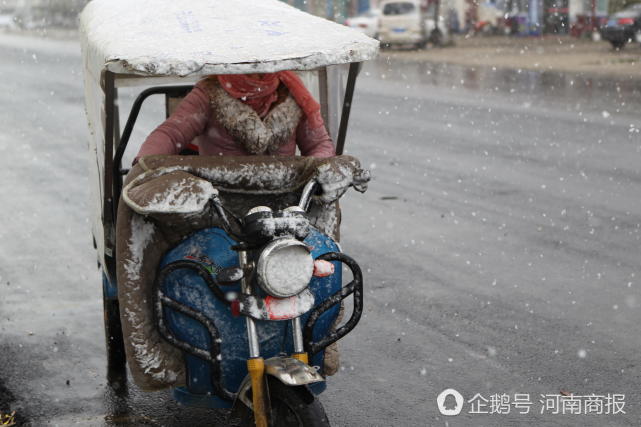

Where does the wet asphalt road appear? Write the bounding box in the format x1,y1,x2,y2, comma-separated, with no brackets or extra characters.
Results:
0,33,640,426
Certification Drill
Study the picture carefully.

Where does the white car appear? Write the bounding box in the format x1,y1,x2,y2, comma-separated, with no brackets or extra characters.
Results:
378,0,450,47
345,9,381,39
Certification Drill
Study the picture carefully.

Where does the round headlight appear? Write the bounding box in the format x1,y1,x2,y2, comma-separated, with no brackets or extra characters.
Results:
256,239,314,298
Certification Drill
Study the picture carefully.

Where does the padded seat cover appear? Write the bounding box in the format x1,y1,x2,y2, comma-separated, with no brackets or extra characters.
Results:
116,155,364,390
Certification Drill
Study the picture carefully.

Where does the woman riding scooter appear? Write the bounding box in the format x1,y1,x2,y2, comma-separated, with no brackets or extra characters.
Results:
81,0,378,423
134,71,345,376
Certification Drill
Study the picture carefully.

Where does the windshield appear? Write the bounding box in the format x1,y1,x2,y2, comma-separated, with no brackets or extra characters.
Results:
383,2,417,16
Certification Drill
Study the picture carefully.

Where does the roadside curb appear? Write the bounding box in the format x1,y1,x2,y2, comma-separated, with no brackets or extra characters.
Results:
380,36,641,80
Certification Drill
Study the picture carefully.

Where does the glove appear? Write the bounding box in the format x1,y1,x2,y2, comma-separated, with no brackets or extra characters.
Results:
315,162,371,203
352,168,370,193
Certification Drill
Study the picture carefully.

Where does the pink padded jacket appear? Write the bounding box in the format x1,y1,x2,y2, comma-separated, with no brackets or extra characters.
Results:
135,79,336,162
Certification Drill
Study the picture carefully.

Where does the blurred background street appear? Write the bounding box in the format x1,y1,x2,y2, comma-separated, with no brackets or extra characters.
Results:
0,1,640,426
385,36,641,76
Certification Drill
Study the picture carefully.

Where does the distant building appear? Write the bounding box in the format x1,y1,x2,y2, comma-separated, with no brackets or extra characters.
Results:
11,0,90,28
0,0,18,13
504,0,608,34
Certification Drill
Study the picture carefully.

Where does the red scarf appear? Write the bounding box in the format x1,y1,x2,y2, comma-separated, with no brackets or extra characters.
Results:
217,72,323,128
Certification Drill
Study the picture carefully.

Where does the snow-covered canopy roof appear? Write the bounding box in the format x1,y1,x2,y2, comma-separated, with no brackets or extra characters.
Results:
79,0,379,80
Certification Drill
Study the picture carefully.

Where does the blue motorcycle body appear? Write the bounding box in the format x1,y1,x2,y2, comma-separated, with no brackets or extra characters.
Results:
158,226,342,408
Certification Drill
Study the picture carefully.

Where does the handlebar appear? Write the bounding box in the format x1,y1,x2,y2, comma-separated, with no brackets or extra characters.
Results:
298,180,318,211
209,172,366,247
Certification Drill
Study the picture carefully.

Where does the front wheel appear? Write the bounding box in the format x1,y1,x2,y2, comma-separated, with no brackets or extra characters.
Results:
429,28,443,47
237,377,330,427
415,39,428,49
610,40,625,49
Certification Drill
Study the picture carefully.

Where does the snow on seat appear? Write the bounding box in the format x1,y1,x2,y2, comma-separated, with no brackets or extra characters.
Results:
135,154,361,194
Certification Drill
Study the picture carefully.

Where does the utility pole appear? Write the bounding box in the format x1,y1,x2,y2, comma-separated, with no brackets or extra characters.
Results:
327,0,336,21
433,0,441,45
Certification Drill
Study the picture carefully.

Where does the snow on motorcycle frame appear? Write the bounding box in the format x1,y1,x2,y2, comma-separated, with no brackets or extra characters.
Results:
80,0,378,425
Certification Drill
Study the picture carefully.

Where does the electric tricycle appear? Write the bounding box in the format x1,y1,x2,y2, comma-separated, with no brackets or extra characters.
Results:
80,0,378,425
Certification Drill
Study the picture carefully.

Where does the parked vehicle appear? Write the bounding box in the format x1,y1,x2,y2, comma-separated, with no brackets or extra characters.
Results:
569,14,608,38
345,8,381,39
79,0,378,426
600,4,641,49
378,0,450,48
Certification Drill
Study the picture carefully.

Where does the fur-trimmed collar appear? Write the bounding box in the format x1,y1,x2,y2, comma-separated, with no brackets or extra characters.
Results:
201,78,302,154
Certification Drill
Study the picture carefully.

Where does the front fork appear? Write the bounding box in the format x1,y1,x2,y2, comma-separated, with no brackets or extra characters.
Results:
240,251,312,427
239,251,267,427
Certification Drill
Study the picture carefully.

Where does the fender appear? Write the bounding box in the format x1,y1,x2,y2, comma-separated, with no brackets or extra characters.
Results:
235,356,325,410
